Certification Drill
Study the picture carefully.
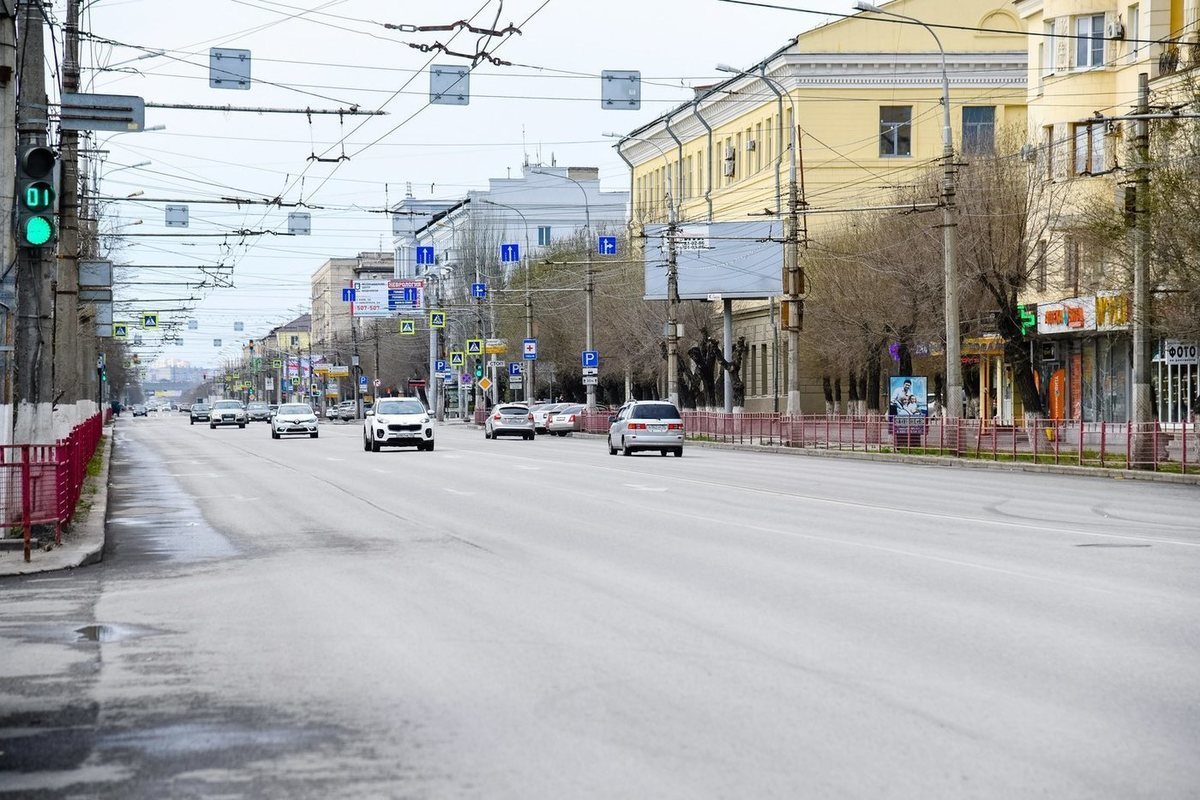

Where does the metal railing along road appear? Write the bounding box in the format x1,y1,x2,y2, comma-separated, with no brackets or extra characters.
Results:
0,413,105,562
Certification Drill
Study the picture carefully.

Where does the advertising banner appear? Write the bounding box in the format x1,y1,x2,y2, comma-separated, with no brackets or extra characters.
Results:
888,376,928,432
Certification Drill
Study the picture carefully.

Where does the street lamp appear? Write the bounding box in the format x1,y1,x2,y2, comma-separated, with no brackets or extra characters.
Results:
603,131,680,407
530,168,597,409
855,1,961,419
715,62,803,416
481,199,534,406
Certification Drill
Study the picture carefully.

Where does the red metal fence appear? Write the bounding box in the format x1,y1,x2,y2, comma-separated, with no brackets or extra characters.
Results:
1,413,105,562
680,412,1196,474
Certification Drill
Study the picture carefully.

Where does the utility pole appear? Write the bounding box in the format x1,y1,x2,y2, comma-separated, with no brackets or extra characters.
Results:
524,252,533,406
666,195,680,408
57,0,85,411
1131,71,1153,460
14,0,54,442
0,5,16,430
784,125,803,416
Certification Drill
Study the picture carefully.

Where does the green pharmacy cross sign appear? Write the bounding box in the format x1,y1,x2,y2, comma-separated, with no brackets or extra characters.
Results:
1018,304,1037,336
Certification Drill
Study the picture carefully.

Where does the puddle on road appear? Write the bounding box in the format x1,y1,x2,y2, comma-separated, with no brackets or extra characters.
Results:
75,623,160,643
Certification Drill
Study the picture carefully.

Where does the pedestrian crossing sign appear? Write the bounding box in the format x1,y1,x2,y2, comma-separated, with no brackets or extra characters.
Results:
399,319,416,335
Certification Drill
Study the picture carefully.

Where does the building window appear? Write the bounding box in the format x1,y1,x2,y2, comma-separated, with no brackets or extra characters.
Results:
1036,240,1048,292
1075,14,1105,68
1064,236,1080,294
962,107,996,154
1127,5,1139,62
1043,21,1057,77
754,122,763,172
1073,122,1106,174
1043,125,1056,180
290,335,300,347
879,106,912,157
537,226,551,246
765,116,773,164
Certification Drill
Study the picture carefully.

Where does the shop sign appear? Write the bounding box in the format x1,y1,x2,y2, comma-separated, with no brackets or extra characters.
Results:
1095,292,1130,331
1162,339,1199,365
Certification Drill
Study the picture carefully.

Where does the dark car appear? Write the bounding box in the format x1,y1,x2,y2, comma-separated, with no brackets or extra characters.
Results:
246,401,271,422
189,402,211,425
130,404,148,417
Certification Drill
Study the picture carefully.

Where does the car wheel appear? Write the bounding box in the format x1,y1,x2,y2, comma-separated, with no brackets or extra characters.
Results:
271,430,280,439
622,439,632,456
238,423,245,429
362,435,370,452
525,433,533,441
484,428,491,439
660,449,668,456
608,437,617,456
190,419,194,425
209,423,216,429
426,441,435,452
673,447,683,457
311,431,318,439
370,438,380,452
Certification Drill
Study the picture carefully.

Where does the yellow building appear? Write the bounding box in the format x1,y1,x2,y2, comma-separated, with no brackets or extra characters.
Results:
615,0,1027,412
1015,0,1198,423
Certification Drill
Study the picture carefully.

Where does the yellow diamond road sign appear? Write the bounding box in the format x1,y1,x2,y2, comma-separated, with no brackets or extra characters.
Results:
478,377,492,392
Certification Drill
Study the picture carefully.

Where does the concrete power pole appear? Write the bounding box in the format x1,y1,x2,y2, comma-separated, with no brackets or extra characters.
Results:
56,0,86,415
0,5,16,439
1131,72,1153,461
666,199,680,408
14,0,54,443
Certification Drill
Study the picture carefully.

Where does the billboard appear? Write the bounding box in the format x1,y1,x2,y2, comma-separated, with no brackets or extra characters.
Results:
352,278,425,318
888,376,928,431
643,221,784,301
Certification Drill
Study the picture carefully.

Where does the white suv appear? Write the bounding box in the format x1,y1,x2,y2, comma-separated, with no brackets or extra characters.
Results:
363,397,434,452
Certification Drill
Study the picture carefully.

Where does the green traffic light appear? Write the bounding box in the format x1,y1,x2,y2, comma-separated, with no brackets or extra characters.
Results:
23,216,54,246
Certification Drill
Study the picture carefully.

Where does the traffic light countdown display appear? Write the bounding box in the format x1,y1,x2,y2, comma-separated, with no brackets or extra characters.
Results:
16,146,57,248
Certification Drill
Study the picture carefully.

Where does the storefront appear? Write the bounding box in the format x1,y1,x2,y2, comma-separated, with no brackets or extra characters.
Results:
1153,339,1199,425
1033,293,1131,423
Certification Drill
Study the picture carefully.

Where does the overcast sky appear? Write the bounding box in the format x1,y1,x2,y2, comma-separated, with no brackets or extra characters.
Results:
69,0,851,369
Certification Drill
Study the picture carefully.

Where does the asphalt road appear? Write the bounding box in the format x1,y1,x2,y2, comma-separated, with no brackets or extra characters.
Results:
2,412,1198,799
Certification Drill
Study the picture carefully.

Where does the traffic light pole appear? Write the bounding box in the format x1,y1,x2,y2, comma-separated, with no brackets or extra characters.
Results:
14,0,55,442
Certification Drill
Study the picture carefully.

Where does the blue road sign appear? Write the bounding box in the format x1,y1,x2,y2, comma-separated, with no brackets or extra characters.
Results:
508,362,522,377
460,373,473,386
500,243,520,262
443,373,455,384
403,286,420,305
435,359,447,372
598,236,617,255
342,287,356,302
582,350,599,368
471,282,487,299
359,375,368,388
522,338,537,360
416,246,434,265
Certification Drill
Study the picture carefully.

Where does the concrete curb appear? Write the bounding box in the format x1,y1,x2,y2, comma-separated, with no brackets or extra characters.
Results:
554,427,1200,486
0,423,112,577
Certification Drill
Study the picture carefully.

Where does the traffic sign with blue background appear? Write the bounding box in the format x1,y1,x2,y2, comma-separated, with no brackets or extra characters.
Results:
471,282,487,299
449,351,465,367
429,310,446,328
523,338,537,360
460,373,473,386
500,243,520,262
508,362,522,377
399,319,416,335
598,236,617,255
359,375,368,388
342,287,356,302
435,359,447,372
416,246,434,265
582,350,599,368
466,339,483,355
142,313,158,328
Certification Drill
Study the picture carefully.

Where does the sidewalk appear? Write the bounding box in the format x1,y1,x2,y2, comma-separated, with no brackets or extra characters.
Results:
0,424,113,577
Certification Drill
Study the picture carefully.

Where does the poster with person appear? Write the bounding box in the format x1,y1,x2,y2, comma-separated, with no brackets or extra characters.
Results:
888,376,928,430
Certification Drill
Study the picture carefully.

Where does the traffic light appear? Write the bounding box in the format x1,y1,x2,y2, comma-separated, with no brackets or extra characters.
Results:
473,358,483,379
16,146,57,248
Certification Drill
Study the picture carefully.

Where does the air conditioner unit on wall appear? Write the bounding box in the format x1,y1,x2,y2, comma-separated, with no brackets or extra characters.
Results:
746,139,757,152
724,145,735,159
1106,20,1124,40
722,160,735,177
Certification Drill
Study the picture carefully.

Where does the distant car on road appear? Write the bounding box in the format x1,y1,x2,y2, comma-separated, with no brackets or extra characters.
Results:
485,404,535,440
189,403,211,425
547,404,586,436
209,400,247,429
336,400,358,422
607,400,684,457
246,402,271,422
130,404,148,417
271,402,319,439
363,397,433,452
532,403,566,434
